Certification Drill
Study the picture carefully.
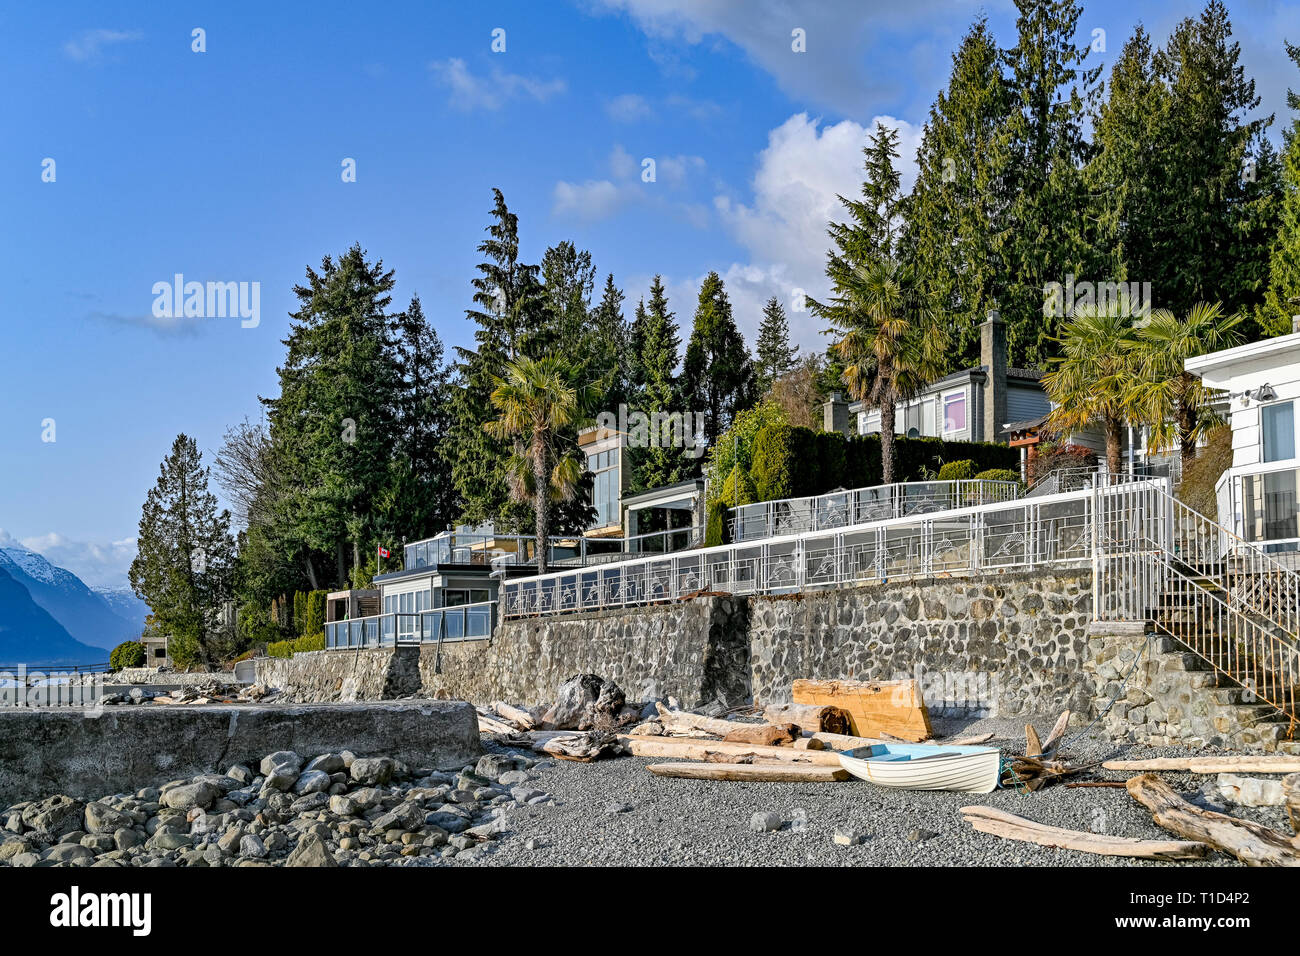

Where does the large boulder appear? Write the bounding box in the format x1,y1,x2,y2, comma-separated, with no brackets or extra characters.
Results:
161,782,218,811
22,795,85,836
349,757,394,786
542,675,627,730
84,802,134,835
285,833,337,867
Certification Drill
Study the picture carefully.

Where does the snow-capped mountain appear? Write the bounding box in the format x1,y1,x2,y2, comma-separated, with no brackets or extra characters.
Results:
0,545,143,651
0,566,104,664
92,586,151,634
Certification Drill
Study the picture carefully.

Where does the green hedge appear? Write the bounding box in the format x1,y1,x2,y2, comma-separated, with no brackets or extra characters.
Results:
266,633,326,659
842,435,1019,489
109,640,145,670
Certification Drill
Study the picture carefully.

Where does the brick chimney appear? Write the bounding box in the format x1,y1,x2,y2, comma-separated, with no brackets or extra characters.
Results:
823,391,850,435
981,311,1008,443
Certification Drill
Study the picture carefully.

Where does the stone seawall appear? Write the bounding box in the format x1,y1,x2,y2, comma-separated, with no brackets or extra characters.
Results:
255,648,421,702
0,701,480,804
421,596,750,708
748,569,1095,718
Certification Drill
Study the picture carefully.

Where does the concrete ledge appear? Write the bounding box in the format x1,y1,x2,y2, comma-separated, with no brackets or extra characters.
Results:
0,700,480,805
1086,620,1150,637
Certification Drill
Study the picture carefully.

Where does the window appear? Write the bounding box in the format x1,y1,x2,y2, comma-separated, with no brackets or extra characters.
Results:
1243,469,1299,542
943,393,967,434
1262,402,1295,463
590,448,620,528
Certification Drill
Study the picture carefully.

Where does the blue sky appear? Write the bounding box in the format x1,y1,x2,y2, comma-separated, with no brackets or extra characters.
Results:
2,0,1298,587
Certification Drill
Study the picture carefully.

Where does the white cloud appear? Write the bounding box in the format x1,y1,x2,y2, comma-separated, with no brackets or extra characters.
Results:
552,145,708,222
605,92,654,122
587,0,955,116
0,528,137,589
63,28,141,63
707,112,922,350
429,58,567,111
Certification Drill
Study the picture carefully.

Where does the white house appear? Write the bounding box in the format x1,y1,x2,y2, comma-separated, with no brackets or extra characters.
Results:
1185,322,1300,552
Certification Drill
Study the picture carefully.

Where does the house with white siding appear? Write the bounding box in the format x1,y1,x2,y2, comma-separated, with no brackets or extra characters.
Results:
1185,321,1300,552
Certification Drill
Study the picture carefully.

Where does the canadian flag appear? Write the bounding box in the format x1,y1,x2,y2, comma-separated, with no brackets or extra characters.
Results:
378,546,390,558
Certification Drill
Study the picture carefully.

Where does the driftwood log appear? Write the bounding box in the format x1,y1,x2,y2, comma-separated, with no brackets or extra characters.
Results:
1284,773,1300,835
722,723,800,746
961,806,1208,860
655,703,761,738
1105,757,1300,774
493,702,538,730
477,712,520,735
1126,773,1300,867
646,761,850,782
618,734,842,766
761,703,851,736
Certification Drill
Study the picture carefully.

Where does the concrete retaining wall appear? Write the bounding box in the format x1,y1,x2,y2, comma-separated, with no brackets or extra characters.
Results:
254,648,421,702
0,701,480,804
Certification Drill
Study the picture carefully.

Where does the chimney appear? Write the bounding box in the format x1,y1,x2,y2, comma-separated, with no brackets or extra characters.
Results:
981,310,1008,443
823,391,850,436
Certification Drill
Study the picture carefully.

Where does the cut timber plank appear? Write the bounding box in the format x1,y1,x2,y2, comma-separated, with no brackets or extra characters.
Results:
647,761,851,782
722,723,800,746
618,735,842,766
960,806,1208,860
761,703,851,736
1126,773,1300,867
1104,757,1300,774
792,678,932,741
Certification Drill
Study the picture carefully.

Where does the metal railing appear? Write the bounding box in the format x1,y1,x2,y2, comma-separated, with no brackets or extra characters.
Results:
503,486,1093,619
324,601,495,650
728,479,1021,543
1094,481,1300,725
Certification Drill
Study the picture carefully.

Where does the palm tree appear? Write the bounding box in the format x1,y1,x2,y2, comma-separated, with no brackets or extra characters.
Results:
485,355,588,576
1042,304,1141,477
811,258,949,483
1129,302,1242,464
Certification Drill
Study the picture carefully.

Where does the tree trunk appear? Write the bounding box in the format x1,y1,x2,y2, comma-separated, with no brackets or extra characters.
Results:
1178,388,1197,464
534,444,550,577
302,553,318,591
880,401,897,484
1104,416,1124,480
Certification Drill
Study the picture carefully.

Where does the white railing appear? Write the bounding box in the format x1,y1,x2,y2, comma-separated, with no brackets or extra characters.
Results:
728,479,1021,543
324,602,495,650
502,486,1093,620
1094,481,1300,724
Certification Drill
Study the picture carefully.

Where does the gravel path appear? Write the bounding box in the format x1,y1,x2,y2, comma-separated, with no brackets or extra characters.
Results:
456,716,1293,867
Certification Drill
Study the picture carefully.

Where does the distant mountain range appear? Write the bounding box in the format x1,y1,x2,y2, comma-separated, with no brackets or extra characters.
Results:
0,566,104,665
0,545,147,659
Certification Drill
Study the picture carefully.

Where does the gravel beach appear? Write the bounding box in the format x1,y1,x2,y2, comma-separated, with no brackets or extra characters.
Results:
456,715,1294,868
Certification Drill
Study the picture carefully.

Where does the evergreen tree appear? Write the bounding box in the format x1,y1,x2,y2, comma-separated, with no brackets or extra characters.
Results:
682,272,758,449
129,434,236,665
756,296,798,390
903,17,1014,366
540,241,595,352
628,297,650,392
448,190,544,531
590,273,633,408
390,293,455,541
1260,40,1300,336
831,123,904,265
262,244,403,585
1149,2,1276,320
1000,0,1101,367
631,276,688,490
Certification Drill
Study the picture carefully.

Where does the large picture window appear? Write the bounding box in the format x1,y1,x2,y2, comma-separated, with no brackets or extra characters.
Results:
1243,469,1299,543
1262,401,1295,463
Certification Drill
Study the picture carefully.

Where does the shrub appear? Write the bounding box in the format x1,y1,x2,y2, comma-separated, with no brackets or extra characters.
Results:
267,633,326,659
109,640,145,671
751,421,795,501
1177,426,1232,518
720,463,756,507
974,468,1021,484
168,628,202,671
705,497,731,548
937,459,978,481
842,434,1018,487
304,590,326,638
704,401,787,503
1033,442,1098,485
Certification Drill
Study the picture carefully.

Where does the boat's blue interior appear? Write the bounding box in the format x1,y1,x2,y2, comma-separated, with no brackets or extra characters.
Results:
848,743,998,760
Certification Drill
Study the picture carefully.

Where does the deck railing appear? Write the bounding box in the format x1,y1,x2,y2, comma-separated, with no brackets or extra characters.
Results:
503,485,1092,620
324,601,495,650
728,479,1022,543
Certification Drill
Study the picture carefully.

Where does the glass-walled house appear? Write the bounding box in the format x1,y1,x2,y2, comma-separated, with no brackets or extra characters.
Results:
1186,323,1300,553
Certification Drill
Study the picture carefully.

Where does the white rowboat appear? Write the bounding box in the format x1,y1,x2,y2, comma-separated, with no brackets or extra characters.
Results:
838,743,1001,793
